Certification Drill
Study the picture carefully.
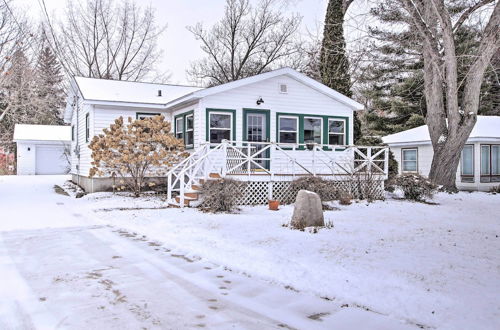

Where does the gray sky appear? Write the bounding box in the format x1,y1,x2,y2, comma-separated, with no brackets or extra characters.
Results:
15,0,332,84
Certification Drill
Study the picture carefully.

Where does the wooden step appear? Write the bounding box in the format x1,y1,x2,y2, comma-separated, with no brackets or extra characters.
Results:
209,173,221,179
191,184,202,191
184,192,199,199
168,202,181,208
175,196,195,206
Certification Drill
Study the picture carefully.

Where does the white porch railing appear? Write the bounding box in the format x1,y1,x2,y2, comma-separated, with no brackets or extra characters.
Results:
166,140,389,207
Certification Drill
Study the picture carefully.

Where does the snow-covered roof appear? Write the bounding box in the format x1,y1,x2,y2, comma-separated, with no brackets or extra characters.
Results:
73,77,203,105
13,124,71,142
165,67,365,110
382,116,500,146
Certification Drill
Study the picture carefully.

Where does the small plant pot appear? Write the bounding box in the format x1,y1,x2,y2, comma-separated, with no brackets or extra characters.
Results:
268,199,280,211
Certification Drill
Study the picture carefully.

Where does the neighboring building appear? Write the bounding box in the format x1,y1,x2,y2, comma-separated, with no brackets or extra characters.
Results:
382,116,500,191
64,67,389,204
0,146,15,174
13,124,71,175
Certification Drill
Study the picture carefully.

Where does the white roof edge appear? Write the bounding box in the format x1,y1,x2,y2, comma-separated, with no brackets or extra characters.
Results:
82,99,167,109
166,68,364,110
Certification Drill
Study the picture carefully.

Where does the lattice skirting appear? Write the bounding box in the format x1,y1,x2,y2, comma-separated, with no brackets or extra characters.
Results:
237,179,385,205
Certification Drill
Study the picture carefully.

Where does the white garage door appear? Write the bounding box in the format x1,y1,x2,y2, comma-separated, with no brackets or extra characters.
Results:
36,145,68,175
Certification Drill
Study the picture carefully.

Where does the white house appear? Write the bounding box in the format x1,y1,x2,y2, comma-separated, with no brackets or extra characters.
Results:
65,68,389,204
13,124,71,175
382,116,500,191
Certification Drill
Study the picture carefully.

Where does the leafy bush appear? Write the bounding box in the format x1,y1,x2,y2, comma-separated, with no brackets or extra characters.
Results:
393,174,437,201
199,178,244,213
290,176,338,201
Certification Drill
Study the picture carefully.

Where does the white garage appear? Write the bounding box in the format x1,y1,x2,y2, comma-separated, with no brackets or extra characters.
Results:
13,124,72,175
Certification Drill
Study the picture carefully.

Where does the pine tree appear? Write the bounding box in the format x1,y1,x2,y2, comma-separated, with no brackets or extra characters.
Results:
319,0,352,97
35,45,65,125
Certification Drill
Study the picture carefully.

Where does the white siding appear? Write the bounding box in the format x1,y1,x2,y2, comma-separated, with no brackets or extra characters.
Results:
16,141,69,175
198,75,354,145
16,142,35,175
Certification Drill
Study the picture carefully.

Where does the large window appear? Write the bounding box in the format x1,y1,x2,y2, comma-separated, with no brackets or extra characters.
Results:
85,113,90,143
480,145,500,182
278,116,298,144
461,145,474,182
402,148,418,172
175,116,184,140
328,119,345,145
304,117,322,144
209,112,233,143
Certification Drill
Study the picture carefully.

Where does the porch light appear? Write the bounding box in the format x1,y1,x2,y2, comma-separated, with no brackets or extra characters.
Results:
256,97,264,105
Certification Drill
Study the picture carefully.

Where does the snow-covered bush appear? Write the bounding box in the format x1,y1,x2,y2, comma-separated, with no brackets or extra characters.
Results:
489,185,500,194
290,176,338,201
394,174,437,201
199,178,244,213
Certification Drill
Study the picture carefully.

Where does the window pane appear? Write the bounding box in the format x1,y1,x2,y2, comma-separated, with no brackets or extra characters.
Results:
176,117,183,133
492,146,500,175
461,145,473,175
186,131,194,145
329,120,344,133
210,129,230,143
210,114,231,129
304,118,321,144
279,132,297,144
279,117,297,131
186,115,193,130
328,134,344,145
403,161,417,172
481,145,490,175
403,149,417,161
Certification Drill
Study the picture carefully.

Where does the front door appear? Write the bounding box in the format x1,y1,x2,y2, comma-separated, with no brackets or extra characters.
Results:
244,110,270,170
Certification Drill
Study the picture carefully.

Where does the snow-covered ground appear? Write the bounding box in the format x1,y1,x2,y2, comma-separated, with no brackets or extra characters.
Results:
1,176,499,329
77,181,500,330
1,175,418,329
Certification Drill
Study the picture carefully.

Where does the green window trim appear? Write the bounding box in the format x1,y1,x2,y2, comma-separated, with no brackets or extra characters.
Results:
174,110,194,149
205,108,237,143
242,108,270,142
136,112,161,120
275,112,350,150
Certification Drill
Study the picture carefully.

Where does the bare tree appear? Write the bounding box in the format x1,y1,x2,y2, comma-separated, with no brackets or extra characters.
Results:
0,0,27,76
187,0,302,86
398,0,500,190
45,0,167,81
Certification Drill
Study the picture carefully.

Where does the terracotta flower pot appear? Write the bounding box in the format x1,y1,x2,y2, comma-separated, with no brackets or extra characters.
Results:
268,199,280,211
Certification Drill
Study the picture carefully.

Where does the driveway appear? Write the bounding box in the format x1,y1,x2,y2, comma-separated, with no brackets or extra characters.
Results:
0,175,414,329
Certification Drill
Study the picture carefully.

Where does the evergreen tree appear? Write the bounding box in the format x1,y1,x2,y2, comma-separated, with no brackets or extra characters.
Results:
319,0,352,97
35,45,65,125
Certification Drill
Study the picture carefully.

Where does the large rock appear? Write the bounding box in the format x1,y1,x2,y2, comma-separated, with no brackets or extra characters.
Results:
291,190,324,228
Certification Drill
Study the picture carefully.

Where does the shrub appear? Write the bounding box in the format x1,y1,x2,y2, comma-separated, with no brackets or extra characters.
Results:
199,178,244,213
290,176,338,201
393,174,437,201
339,192,352,205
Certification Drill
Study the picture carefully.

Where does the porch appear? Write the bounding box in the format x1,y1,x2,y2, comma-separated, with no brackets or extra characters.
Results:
167,140,389,207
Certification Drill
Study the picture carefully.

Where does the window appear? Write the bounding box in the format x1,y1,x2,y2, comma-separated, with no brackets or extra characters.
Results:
328,119,345,145
136,112,161,120
461,145,474,182
480,144,500,182
175,116,184,140
209,112,232,143
279,84,288,93
185,114,194,146
85,113,90,143
71,125,75,142
402,148,418,172
304,117,322,144
278,116,298,144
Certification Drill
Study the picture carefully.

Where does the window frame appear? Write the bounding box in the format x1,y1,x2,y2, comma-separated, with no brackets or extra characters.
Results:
401,148,418,173
460,144,474,182
328,118,346,146
175,116,184,140
277,115,299,145
303,116,323,145
206,109,236,144
185,113,194,148
480,144,500,183
136,112,161,120
71,125,75,142
174,111,195,149
85,113,90,143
